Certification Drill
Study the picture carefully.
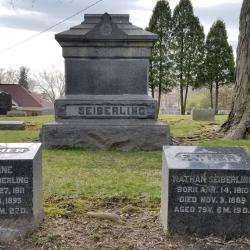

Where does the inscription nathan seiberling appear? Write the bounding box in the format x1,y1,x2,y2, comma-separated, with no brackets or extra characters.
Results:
161,146,250,238
171,171,250,215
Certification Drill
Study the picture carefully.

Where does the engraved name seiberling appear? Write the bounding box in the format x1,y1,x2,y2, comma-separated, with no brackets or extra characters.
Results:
66,105,150,118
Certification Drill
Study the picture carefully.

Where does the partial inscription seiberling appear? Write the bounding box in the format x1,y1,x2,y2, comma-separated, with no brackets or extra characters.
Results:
0,143,43,241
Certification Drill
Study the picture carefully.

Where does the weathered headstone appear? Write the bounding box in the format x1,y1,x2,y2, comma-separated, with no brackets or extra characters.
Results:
7,110,26,117
0,92,12,115
160,146,250,238
0,143,43,240
41,13,170,150
0,121,25,130
191,108,215,121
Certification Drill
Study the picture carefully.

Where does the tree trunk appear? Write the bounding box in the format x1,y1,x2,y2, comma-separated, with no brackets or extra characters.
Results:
183,82,189,115
180,34,185,115
151,85,155,99
156,36,163,118
180,82,184,115
215,82,219,114
209,83,214,109
149,59,154,98
157,66,162,116
157,82,162,117
221,0,250,139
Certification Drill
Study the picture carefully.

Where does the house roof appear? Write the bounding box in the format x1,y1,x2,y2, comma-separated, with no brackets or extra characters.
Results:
31,92,54,108
0,84,43,108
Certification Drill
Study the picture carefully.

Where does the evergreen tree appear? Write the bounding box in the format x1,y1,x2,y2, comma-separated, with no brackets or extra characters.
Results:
171,0,205,115
146,0,173,116
205,20,235,114
18,66,29,90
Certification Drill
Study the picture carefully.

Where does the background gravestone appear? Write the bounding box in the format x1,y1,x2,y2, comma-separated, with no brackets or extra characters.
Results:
7,110,26,117
0,143,43,241
191,108,215,121
0,121,25,130
41,13,170,151
160,146,250,238
0,91,12,115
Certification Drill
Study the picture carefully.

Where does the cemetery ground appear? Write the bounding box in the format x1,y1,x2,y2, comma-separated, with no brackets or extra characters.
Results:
0,115,250,250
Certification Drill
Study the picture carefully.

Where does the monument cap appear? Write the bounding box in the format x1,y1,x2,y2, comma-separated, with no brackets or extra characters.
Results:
55,13,158,42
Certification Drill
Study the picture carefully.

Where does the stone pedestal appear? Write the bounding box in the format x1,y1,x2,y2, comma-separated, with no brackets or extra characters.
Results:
41,13,170,150
0,143,43,241
41,120,169,151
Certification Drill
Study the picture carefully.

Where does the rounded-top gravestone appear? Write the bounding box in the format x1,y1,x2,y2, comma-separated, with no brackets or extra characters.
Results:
0,91,12,115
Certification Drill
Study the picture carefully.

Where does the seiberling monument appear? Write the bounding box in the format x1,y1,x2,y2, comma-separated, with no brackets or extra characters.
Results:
41,13,170,150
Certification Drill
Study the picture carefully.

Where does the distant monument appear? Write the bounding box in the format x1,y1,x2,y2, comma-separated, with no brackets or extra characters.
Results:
41,13,170,150
0,91,12,115
191,108,215,121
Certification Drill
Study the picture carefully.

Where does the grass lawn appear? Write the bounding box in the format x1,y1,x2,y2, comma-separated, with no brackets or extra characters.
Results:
0,115,54,142
0,114,249,214
0,115,250,249
202,139,250,155
160,114,226,137
44,149,162,215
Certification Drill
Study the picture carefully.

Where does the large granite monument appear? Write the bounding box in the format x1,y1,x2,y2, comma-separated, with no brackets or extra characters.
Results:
160,146,250,238
0,143,43,240
41,13,170,150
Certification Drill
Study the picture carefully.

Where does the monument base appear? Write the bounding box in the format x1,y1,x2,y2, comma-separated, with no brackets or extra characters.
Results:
0,216,44,241
41,120,170,151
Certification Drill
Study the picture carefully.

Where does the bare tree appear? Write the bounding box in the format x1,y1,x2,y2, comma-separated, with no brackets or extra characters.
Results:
221,0,250,139
0,68,19,85
0,68,5,84
34,67,65,103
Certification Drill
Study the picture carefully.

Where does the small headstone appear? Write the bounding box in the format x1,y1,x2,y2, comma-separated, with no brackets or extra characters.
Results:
0,143,43,241
160,107,181,115
160,146,250,238
191,108,215,121
0,92,12,115
7,110,26,117
0,121,25,130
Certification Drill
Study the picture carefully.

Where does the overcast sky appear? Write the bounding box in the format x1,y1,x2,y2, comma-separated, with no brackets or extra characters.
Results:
0,0,243,73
